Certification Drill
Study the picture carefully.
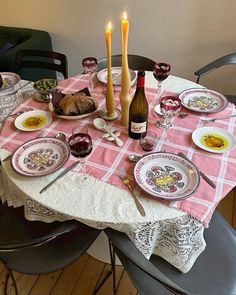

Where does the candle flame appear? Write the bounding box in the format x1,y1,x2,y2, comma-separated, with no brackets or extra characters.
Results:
107,21,112,30
123,11,127,20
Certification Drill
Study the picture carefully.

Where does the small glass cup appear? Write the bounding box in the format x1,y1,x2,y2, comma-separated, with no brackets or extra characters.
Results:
140,130,157,152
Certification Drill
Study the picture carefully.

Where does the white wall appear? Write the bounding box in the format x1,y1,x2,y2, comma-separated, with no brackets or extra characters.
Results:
1,0,236,94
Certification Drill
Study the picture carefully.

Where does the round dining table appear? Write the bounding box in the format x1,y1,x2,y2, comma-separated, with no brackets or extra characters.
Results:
1,71,236,273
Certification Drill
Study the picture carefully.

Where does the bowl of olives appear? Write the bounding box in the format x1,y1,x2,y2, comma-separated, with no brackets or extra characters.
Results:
33,79,57,102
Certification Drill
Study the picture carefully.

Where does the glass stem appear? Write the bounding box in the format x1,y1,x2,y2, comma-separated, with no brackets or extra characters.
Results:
156,82,162,104
162,116,171,140
80,158,87,181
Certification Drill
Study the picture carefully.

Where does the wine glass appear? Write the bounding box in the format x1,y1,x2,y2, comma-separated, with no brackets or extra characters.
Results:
158,96,181,142
82,57,97,92
153,62,171,104
68,126,95,188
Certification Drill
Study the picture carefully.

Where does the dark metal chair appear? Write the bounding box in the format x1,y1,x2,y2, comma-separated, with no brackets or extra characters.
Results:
105,211,236,295
0,202,101,295
97,54,156,71
194,52,236,105
14,49,68,81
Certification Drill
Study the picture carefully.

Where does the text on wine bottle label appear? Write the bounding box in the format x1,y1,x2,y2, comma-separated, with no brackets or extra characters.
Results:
130,121,147,133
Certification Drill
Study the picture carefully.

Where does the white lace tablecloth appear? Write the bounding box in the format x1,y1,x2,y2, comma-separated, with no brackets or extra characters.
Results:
0,73,206,273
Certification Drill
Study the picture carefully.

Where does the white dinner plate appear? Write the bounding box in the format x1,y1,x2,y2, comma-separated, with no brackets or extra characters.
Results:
14,110,52,131
134,152,200,200
192,126,236,153
97,67,137,86
0,72,21,91
11,137,70,177
179,88,228,113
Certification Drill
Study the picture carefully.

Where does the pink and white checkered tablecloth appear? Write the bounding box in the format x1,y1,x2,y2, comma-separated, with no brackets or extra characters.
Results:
1,74,236,227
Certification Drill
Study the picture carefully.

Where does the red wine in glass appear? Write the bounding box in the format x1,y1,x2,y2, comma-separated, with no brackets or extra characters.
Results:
82,57,97,92
68,126,94,188
69,133,92,158
140,131,157,152
153,62,171,103
82,57,97,74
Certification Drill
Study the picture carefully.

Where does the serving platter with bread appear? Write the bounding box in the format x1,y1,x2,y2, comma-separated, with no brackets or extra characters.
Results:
49,88,98,120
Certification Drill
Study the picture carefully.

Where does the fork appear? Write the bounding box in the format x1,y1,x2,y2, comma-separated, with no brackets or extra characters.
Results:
119,167,146,216
200,114,236,123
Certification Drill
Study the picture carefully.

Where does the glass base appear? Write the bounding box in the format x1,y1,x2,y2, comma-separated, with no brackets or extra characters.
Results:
77,174,96,189
156,121,172,129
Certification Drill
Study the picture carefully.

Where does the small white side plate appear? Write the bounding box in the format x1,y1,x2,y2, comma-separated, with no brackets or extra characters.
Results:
14,110,52,131
192,126,236,153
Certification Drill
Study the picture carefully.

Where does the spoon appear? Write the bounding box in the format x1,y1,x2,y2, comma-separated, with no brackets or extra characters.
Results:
128,154,142,162
93,118,123,147
55,132,66,141
9,108,34,117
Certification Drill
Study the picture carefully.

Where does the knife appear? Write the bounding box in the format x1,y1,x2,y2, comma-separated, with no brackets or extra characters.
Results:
40,160,80,193
178,152,216,189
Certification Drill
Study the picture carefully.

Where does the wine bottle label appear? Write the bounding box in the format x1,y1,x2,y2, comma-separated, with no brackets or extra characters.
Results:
130,121,147,133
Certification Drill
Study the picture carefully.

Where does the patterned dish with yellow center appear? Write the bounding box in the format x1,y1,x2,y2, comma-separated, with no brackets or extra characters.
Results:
179,88,228,113
134,152,200,200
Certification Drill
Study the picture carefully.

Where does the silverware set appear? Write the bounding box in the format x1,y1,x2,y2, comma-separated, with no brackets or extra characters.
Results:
119,167,146,216
177,152,216,189
200,114,236,123
2,81,32,97
40,160,80,193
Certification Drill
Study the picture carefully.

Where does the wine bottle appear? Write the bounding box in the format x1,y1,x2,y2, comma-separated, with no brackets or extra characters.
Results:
128,71,148,139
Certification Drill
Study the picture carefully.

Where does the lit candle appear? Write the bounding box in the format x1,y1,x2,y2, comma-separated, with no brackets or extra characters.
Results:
119,11,131,126
105,21,115,117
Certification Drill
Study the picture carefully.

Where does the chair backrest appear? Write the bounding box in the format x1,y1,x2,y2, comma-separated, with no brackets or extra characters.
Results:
194,52,236,83
97,54,156,71
194,52,236,105
14,49,68,81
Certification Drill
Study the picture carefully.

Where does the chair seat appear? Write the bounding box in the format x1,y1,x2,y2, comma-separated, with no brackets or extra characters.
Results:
0,202,100,275
1,224,100,274
107,212,236,295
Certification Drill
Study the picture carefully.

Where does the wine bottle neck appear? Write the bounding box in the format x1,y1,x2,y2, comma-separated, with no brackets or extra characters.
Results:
137,75,145,88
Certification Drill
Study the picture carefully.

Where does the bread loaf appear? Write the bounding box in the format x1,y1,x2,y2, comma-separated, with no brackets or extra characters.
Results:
59,94,96,115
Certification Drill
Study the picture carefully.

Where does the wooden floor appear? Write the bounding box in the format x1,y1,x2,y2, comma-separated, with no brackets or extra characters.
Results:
0,190,235,295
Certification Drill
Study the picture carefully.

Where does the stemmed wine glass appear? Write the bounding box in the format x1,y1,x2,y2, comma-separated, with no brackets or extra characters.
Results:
153,62,171,104
68,126,95,188
82,57,97,92
157,96,181,142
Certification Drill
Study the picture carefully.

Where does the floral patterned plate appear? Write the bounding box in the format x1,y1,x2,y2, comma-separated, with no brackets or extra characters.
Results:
179,88,228,113
0,72,21,91
134,152,200,200
11,137,70,177
97,67,137,86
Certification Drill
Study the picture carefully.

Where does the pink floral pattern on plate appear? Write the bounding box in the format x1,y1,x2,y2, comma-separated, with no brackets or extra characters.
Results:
179,88,228,113
134,152,200,200
11,137,70,177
